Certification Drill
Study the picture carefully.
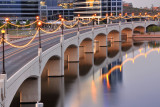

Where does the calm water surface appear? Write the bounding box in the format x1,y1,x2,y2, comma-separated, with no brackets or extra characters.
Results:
11,40,160,107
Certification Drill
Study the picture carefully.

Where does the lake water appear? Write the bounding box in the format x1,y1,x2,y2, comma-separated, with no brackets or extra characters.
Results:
11,40,160,107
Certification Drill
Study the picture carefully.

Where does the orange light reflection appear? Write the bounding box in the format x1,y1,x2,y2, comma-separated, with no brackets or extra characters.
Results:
102,48,160,88
91,80,97,103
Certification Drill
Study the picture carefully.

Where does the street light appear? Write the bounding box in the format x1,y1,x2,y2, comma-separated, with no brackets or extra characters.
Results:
78,14,80,32
119,13,122,23
125,13,127,22
158,13,160,21
139,13,142,21
59,15,62,19
61,18,64,35
5,18,9,34
37,21,42,48
110,13,113,24
132,13,134,22
106,13,108,24
92,14,96,27
36,16,39,20
145,12,147,21
1,29,6,74
111,13,113,16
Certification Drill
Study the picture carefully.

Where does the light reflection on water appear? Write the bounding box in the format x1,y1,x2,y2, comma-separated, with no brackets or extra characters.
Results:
11,40,160,107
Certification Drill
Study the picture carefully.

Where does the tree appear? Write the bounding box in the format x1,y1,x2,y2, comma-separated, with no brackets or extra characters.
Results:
7,21,12,29
148,26,160,34
25,20,30,28
16,20,20,25
0,21,2,26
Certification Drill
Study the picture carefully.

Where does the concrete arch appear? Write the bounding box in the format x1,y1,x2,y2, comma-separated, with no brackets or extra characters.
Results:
133,26,145,34
107,26,120,34
42,55,61,77
146,24,158,28
121,28,133,40
107,30,120,42
79,32,93,45
10,76,40,106
64,44,79,63
146,21,159,27
80,38,93,53
94,33,107,47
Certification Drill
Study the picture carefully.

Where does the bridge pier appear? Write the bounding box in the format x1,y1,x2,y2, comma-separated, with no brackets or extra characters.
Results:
20,77,41,104
79,46,85,59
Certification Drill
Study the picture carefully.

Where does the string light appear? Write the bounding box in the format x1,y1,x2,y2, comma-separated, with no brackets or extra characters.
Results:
8,21,37,27
40,24,62,33
1,13,159,49
4,29,39,48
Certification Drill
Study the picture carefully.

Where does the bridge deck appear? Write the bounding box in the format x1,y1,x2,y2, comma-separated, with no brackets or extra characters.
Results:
0,25,94,78
0,21,157,79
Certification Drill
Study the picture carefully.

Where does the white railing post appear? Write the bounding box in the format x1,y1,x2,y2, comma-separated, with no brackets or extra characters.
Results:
0,74,7,107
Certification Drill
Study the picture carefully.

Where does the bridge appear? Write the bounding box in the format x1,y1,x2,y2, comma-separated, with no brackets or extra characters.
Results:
0,19,159,107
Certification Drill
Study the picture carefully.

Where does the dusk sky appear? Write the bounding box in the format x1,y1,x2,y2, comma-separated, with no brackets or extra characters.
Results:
124,0,160,8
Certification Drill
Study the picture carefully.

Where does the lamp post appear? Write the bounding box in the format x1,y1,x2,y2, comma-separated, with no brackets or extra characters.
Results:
61,18,64,36
78,14,80,32
158,13,160,22
93,14,96,27
1,29,6,74
5,18,9,35
132,13,134,22
110,13,113,24
106,13,108,24
37,21,42,48
145,12,147,21
36,16,40,21
119,13,122,24
125,13,127,22
139,13,142,22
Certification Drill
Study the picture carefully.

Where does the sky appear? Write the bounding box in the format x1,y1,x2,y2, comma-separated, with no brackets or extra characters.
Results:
124,0,160,8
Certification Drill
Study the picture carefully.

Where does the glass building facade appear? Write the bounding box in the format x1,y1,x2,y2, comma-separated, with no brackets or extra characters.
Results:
40,0,74,21
0,0,39,20
74,0,122,18
46,0,57,7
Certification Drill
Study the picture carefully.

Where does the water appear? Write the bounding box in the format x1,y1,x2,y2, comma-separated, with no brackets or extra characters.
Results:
11,40,160,107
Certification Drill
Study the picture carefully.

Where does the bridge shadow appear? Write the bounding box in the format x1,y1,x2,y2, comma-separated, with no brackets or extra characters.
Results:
108,42,120,58
79,53,93,76
121,41,132,52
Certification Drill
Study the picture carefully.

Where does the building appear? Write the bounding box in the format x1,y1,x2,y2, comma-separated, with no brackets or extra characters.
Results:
74,0,123,19
152,7,160,11
58,0,74,9
40,0,74,21
123,1,133,7
0,0,39,20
